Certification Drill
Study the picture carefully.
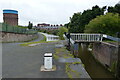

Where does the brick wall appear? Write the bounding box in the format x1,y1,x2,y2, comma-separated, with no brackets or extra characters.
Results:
3,13,18,26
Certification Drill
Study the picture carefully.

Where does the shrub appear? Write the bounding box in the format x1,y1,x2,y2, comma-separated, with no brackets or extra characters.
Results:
84,13,120,36
57,27,68,40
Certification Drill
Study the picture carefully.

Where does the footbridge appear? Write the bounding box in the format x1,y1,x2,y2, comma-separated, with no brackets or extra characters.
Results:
70,33,103,42
64,33,120,44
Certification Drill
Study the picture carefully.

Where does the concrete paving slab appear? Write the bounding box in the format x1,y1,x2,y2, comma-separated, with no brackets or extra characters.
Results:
40,65,56,72
54,43,91,79
69,64,91,78
2,42,68,78
58,58,81,63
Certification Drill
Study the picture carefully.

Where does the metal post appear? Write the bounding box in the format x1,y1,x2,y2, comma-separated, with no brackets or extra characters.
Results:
68,32,71,51
116,32,120,79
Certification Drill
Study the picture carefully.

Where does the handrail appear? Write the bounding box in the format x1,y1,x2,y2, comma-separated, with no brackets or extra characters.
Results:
103,34,120,42
64,33,120,47
63,34,75,44
70,33,103,42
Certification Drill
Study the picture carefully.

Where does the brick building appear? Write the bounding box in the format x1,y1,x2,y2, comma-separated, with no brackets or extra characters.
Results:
36,23,62,31
3,9,18,26
37,23,50,27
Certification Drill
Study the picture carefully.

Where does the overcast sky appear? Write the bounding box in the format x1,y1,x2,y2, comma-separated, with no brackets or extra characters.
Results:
0,0,119,26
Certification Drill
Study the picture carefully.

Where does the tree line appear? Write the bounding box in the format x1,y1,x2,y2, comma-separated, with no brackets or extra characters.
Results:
65,3,120,36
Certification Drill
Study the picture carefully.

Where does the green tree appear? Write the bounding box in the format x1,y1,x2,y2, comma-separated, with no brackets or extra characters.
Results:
108,6,115,13
52,30,59,35
69,12,82,33
64,23,70,28
28,21,33,29
108,3,120,14
57,27,68,40
68,5,106,33
84,13,120,36
114,4,120,14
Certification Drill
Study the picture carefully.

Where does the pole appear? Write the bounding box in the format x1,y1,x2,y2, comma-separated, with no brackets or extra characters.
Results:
67,32,71,51
116,32,120,79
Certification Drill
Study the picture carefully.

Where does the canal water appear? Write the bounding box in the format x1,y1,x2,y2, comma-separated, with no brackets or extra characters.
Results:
78,43,117,80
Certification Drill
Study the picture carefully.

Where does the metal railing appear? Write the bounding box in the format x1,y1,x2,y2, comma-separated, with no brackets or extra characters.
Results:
103,34,120,42
70,33,103,42
64,33,120,44
0,23,37,34
63,34,75,44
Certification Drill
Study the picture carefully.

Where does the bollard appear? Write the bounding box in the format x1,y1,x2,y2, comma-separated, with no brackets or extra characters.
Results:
44,53,52,69
40,53,56,71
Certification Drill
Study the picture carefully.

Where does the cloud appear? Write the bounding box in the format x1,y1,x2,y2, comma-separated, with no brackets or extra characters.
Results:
0,0,119,26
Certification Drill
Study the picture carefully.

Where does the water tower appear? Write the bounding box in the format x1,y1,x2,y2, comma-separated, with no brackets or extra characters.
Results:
3,9,18,26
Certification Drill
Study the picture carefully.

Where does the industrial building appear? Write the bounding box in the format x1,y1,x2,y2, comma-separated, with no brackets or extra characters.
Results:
3,9,18,26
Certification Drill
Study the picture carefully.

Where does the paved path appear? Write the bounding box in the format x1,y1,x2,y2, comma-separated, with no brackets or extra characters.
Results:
55,43,91,79
40,32,59,41
30,32,44,42
2,42,68,78
13,32,44,45
2,33,91,79
2,33,68,78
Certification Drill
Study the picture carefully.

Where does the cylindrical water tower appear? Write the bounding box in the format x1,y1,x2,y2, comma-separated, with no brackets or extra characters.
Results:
3,9,18,26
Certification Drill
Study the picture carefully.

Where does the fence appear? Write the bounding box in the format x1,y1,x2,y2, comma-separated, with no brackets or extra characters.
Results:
0,23,37,34
70,33,103,42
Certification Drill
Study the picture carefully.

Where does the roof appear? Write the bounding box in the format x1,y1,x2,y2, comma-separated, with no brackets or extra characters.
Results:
3,9,18,14
37,26,62,29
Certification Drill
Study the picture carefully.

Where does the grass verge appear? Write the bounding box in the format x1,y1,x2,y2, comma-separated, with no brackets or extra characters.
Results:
20,34,58,46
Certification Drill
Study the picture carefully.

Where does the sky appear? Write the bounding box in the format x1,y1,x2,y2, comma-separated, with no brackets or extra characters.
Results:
0,0,119,26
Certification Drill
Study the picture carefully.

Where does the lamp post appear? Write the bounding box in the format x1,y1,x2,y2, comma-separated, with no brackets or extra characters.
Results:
116,32,120,79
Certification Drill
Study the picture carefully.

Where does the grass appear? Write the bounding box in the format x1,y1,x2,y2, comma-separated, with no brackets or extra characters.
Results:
20,34,46,46
56,47,66,53
20,34,58,46
65,63,73,79
17,26,27,28
65,63,81,79
53,54,59,59
103,39,119,43
63,53,74,59
54,47,82,79
54,47,74,59
54,48,65,59
103,40,116,43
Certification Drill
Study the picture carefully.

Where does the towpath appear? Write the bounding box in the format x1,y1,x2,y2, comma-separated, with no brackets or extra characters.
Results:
2,33,91,79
